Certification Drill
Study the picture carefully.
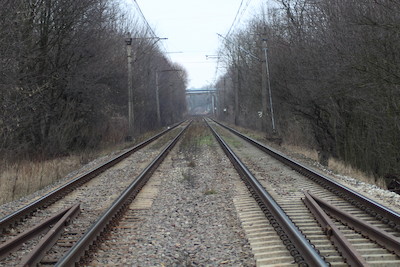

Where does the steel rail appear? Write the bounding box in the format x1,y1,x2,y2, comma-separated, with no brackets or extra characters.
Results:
55,121,192,266
303,192,368,267
0,121,183,232
205,120,327,267
0,204,79,260
211,118,400,229
20,204,80,266
307,192,400,257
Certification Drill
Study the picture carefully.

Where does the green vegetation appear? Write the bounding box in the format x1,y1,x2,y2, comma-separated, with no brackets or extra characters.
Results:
197,135,214,146
179,121,215,155
224,136,243,149
204,189,218,195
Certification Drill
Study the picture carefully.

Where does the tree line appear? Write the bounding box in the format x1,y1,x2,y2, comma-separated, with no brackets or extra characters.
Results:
0,0,187,161
216,0,400,182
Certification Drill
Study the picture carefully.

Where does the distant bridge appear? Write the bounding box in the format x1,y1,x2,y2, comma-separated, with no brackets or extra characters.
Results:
185,89,217,95
185,89,217,115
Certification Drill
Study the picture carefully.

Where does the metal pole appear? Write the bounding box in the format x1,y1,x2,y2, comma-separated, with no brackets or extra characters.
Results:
210,91,215,116
155,71,161,125
125,35,134,141
235,51,240,125
261,35,268,133
263,35,276,133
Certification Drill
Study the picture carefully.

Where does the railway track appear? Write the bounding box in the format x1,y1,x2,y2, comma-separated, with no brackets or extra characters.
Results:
0,121,189,266
54,121,191,266
1,117,399,266
206,118,400,266
56,119,254,266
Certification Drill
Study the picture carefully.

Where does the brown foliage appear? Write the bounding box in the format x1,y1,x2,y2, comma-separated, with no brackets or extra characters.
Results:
0,0,188,162
217,0,400,178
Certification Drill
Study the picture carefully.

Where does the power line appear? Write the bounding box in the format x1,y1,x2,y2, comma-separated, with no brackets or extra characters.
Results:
217,0,254,85
239,0,253,24
132,0,157,38
225,0,253,38
225,0,244,38
131,0,172,62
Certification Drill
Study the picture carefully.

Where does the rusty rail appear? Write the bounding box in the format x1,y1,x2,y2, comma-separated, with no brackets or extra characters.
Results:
205,119,327,266
21,204,80,267
307,192,400,257
210,118,400,230
0,204,80,262
302,192,368,267
55,121,191,266
0,121,183,233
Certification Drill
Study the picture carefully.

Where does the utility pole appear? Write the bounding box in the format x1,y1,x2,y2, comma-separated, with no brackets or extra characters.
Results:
217,32,277,135
261,32,268,133
223,77,226,119
124,35,167,138
155,71,161,125
125,34,134,141
261,31,276,135
235,50,240,125
210,90,216,116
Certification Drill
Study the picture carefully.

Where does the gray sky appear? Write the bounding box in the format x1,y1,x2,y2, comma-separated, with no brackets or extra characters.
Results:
131,0,269,89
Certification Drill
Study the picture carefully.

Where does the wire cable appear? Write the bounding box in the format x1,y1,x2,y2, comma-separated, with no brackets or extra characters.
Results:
132,0,157,38
225,0,253,38
131,0,172,62
226,0,244,38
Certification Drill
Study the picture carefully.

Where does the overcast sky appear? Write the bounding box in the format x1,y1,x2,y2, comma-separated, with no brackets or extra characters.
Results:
131,0,270,89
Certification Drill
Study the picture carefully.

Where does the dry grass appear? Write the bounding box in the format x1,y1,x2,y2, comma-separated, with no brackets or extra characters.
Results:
283,144,319,161
0,116,153,206
225,121,385,188
328,157,385,188
282,144,384,188
0,156,81,205
0,128,159,206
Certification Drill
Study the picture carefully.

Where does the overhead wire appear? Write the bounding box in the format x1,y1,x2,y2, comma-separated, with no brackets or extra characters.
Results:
225,0,244,38
225,0,253,39
131,0,172,62
132,0,157,38
214,0,254,84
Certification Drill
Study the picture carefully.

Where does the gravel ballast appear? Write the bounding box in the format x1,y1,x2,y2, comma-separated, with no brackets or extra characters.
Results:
91,124,256,266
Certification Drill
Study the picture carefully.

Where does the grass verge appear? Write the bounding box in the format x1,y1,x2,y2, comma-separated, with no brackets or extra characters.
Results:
0,136,147,205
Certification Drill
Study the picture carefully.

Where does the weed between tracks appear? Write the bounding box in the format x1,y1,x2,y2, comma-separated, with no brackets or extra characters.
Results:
179,122,215,156
179,121,215,189
204,189,217,195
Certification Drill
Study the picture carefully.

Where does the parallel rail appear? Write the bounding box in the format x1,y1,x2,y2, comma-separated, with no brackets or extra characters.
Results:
304,192,400,262
0,122,182,233
55,121,191,266
0,204,80,261
206,119,328,266
211,118,400,231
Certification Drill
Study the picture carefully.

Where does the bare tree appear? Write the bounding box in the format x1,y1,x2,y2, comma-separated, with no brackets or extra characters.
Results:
217,0,400,180
0,0,188,161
